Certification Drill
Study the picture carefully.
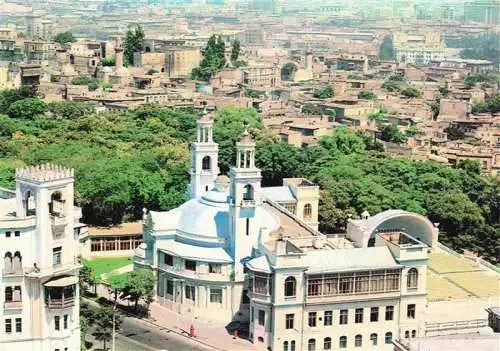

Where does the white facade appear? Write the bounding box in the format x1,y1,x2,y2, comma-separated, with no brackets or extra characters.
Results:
188,113,219,199
135,115,435,351
394,46,446,65
246,212,436,351
0,165,81,351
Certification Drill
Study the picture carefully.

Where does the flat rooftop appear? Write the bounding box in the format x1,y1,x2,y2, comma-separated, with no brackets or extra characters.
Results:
426,249,499,300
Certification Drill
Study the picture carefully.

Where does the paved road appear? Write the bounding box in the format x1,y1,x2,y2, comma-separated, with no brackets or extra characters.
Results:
114,316,210,351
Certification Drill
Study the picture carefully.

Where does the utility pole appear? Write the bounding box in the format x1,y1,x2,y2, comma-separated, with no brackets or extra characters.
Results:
112,298,117,351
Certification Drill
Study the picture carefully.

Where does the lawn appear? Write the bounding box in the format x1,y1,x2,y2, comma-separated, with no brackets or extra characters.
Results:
84,256,133,278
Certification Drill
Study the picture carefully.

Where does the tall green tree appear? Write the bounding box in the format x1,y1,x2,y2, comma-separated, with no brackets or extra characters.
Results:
230,40,241,62
379,35,395,60
124,25,145,66
191,35,226,81
92,306,123,350
120,269,155,311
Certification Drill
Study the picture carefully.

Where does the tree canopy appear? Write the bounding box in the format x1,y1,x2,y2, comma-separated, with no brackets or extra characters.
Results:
124,25,145,66
379,35,395,60
0,96,497,263
191,35,226,81
313,85,335,99
281,62,297,81
54,31,76,45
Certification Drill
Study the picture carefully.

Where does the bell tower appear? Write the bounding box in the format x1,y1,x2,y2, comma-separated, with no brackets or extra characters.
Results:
229,121,262,277
188,111,219,199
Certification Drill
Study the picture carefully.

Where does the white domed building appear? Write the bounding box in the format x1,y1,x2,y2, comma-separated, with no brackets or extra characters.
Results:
135,114,320,323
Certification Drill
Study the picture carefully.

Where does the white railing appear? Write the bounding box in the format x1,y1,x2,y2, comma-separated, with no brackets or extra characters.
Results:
437,242,500,273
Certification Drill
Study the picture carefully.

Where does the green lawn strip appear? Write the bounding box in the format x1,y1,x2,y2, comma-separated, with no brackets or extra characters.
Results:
84,256,133,278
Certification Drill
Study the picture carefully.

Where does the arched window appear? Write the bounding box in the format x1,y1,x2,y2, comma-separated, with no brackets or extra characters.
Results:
25,190,35,216
405,330,410,338
303,203,312,219
355,335,362,347
202,156,211,170
370,333,378,346
283,341,289,351
339,336,347,349
307,338,315,351
69,55,75,64
290,341,296,351
411,330,416,338
323,337,331,350
407,268,418,289
284,276,296,297
385,332,393,344
49,191,64,217
13,252,22,273
5,287,12,302
4,252,12,273
243,184,254,201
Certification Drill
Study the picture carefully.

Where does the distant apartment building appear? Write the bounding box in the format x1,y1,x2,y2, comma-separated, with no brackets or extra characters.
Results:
243,64,280,87
25,14,53,40
0,165,82,351
393,32,446,65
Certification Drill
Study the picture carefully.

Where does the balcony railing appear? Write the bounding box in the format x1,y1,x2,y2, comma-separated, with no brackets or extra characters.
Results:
2,268,23,276
46,297,75,309
50,214,67,227
4,301,22,310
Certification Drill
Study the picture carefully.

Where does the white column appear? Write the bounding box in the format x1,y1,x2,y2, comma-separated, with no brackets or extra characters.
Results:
243,151,248,169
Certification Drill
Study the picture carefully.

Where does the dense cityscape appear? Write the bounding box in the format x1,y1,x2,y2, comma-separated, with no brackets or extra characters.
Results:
0,0,499,351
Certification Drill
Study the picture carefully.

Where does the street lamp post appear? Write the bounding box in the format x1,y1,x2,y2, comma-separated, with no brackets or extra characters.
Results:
112,298,117,351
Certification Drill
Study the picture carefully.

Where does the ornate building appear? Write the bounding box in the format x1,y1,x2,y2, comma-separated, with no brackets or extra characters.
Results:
0,165,82,351
135,113,437,350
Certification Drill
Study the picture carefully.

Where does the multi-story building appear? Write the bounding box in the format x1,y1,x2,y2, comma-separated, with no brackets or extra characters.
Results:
135,113,435,351
0,165,82,351
247,210,435,351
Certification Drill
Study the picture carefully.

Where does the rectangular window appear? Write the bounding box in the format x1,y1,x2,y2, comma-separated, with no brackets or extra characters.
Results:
339,274,353,294
355,308,363,323
307,276,322,296
185,285,195,301
339,309,348,325
15,318,21,333
258,310,265,326
5,319,12,333
63,315,68,329
6,231,11,238
209,263,221,273
308,312,317,327
324,311,333,326
90,240,101,252
370,307,379,322
55,316,60,330
14,231,20,237
164,253,173,266
385,306,394,321
407,304,416,319
166,279,173,295
253,275,269,295
52,247,62,266
210,289,222,304
286,314,294,329
185,259,196,271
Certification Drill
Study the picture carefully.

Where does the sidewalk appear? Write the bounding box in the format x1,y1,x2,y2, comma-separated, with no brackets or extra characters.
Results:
93,284,257,351
149,302,257,351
